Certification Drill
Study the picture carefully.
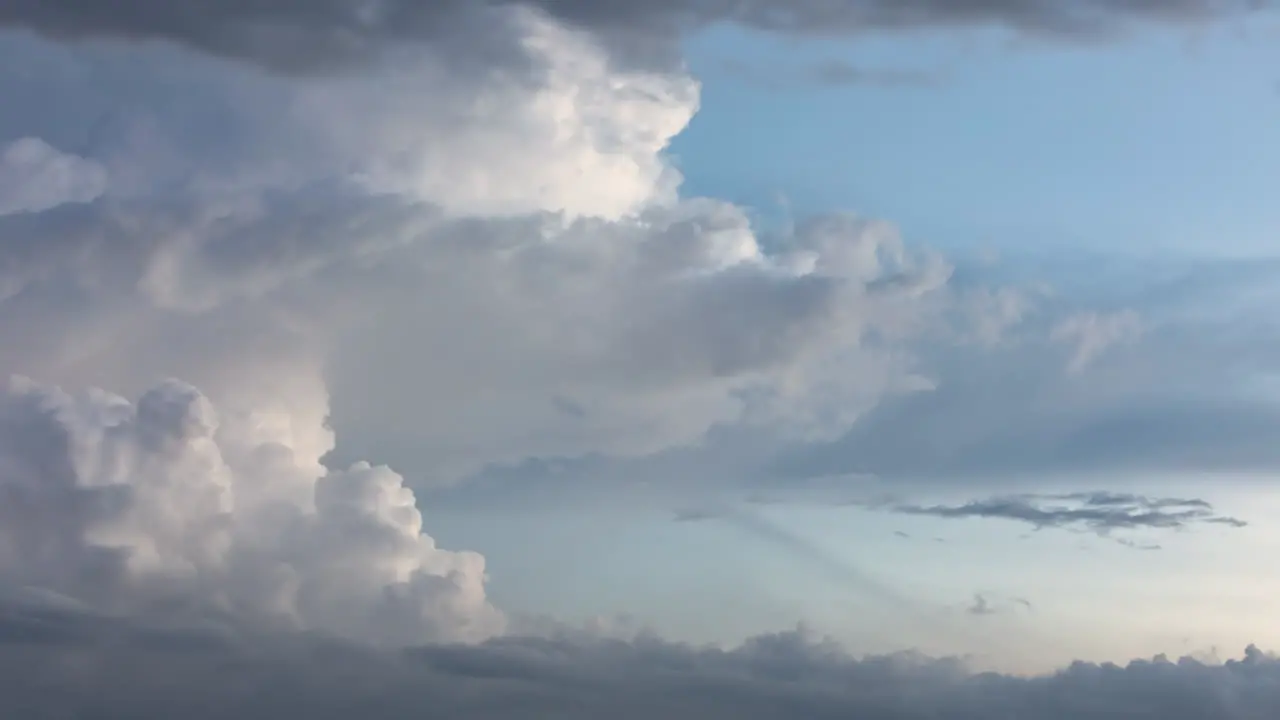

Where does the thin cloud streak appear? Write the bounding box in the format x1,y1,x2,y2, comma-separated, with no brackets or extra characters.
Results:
888,492,1247,536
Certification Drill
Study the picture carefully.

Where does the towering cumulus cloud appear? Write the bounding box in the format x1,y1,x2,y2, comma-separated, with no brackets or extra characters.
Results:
0,0,952,642
0,376,502,644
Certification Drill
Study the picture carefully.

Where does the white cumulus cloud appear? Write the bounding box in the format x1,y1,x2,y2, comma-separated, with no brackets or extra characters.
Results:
0,375,502,645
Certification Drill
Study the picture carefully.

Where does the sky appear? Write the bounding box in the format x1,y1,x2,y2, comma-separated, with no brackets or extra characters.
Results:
0,1,1279,717
673,19,1280,258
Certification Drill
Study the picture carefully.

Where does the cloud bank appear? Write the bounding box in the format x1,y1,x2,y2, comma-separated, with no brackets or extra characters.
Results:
0,0,1263,73
0,376,502,645
0,603,1276,719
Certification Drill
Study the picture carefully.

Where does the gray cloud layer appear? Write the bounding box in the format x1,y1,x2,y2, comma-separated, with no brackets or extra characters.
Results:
0,0,1264,72
0,600,1275,719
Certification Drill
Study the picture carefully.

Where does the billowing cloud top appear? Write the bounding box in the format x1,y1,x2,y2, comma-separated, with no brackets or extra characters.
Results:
0,376,502,644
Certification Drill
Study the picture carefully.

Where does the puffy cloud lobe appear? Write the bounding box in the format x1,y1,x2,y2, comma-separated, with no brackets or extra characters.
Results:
0,608,1276,719
0,21,990,489
0,22,695,220
0,137,106,215
0,0,1262,74
772,257,1280,484
334,203,942,471
0,376,503,644
0,177,954,482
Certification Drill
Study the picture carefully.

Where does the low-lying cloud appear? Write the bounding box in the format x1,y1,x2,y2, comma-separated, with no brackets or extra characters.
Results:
0,601,1275,719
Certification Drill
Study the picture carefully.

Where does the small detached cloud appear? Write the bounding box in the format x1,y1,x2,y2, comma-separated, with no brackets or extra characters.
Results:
965,593,1033,617
0,137,106,216
967,594,998,616
1051,310,1142,374
719,57,940,90
889,491,1246,537
805,59,939,88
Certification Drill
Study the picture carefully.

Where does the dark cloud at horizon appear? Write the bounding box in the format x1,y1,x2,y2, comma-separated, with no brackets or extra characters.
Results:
0,0,1265,73
0,599,1275,719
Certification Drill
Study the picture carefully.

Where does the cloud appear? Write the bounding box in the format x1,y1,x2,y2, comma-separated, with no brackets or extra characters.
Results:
670,503,925,612
0,604,1277,718
802,59,937,87
716,509,916,609
1051,309,1142,374
0,189,953,481
890,492,1247,536
0,27,986,484
2,0,1271,699
719,57,939,90
967,594,996,616
0,21,695,220
966,593,1032,617
0,0,1262,74
0,18,1013,653
0,375,502,645
674,507,723,522
771,256,1280,484
0,137,106,215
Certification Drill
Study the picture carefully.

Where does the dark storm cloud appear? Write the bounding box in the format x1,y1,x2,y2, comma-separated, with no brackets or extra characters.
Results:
0,599,1277,719
891,492,1247,535
0,0,1265,72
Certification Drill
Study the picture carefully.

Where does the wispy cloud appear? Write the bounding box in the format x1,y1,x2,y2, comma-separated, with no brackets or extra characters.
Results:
806,59,940,88
966,593,1033,617
673,507,724,523
889,491,1246,536
968,594,997,616
718,57,940,90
